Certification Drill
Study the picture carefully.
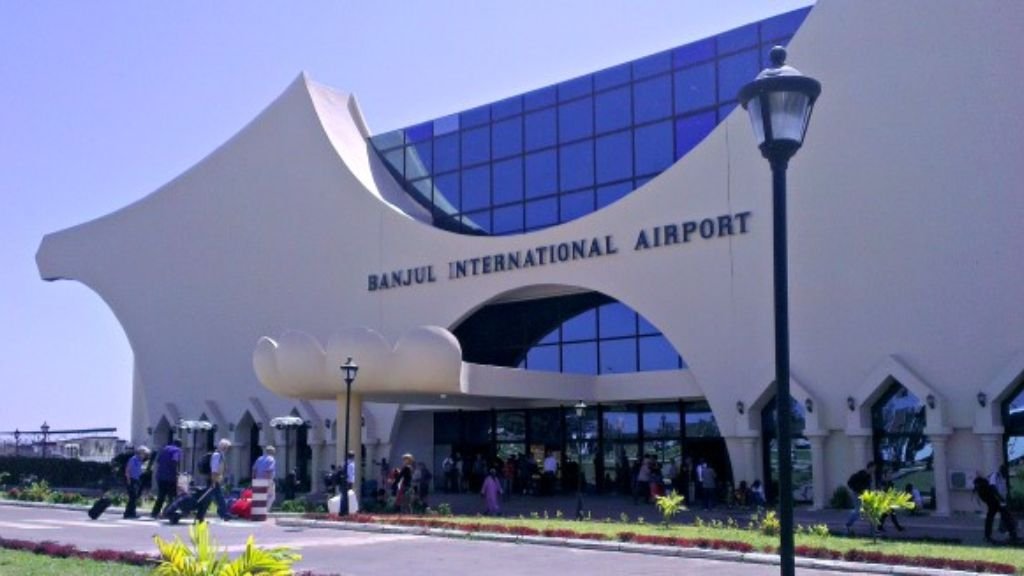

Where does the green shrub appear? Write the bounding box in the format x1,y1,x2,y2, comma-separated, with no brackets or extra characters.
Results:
757,510,781,536
154,520,299,575
829,485,853,509
0,456,116,489
435,502,453,516
654,491,687,527
859,488,915,542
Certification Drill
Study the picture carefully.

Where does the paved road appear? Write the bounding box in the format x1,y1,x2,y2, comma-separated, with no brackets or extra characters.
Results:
0,504,857,575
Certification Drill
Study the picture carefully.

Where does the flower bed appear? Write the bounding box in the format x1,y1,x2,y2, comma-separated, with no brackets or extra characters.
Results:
303,513,1017,574
0,537,156,566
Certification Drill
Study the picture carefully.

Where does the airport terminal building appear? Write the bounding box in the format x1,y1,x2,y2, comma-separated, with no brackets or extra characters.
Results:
36,2,1024,513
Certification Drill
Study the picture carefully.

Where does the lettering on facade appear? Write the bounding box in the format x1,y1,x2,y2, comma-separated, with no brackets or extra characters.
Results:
366,211,751,292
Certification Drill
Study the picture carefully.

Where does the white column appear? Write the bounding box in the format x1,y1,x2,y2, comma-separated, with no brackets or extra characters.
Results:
850,435,871,469
979,434,1001,476
808,435,827,510
740,437,758,483
336,392,363,489
931,435,950,517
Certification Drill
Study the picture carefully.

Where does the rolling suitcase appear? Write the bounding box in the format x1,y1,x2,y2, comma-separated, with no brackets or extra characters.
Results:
88,496,112,520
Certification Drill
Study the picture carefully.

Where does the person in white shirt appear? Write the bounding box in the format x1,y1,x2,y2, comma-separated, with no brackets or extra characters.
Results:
542,452,557,496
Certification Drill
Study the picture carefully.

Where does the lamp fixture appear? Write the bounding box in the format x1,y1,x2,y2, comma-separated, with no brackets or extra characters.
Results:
804,398,814,414
325,418,332,430
146,426,153,436
977,392,987,408
846,397,856,412
926,394,936,410
736,401,745,415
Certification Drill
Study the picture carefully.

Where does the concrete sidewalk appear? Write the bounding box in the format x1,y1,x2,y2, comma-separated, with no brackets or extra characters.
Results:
417,490,1002,547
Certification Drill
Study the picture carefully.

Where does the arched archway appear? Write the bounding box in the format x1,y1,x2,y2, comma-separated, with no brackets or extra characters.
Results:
234,411,261,482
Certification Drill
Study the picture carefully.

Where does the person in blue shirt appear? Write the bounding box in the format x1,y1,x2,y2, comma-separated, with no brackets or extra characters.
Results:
251,445,277,509
150,440,182,518
197,438,232,522
123,445,150,519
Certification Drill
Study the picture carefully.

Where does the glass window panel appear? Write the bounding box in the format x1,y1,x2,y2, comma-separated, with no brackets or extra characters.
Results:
632,52,671,80
434,412,460,444
463,410,492,443
461,210,491,234
558,75,593,101
538,327,559,345
461,126,490,167
636,175,653,188
525,150,557,199
685,403,720,437
559,97,594,143
595,86,631,134
410,178,432,205
635,120,674,177
433,133,460,173
633,75,672,124
637,315,660,335
461,165,490,211
493,157,523,205
639,335,680,371
644,439,682,470
594,62,632,91
496,443,527,462
675,111,716,160
761,8,810,43
718,49,760,103
493,204,524,235
560,189,594,223
383,148,403,177
563,342,597,374
595,131,633,184
460,105,490,128
405,143,432,179
562,308,596,341
370,130,403,150
525,108,557,151
761,396,807,436
599,302,636,338
529,409,563,445
603,407,639,440
718,22,758,54
600,339,636,374
525,197,557,230
524,86,557,111
875,435,934,506
604,442,639,493
597,182,633,208
674,63,716,114
559,140,594,190
492,96,523,120
434,114,460,136
672,38,716,68
493,117,523,159
643,404,681,438
433,172,460,214
405,122,433,143
496,412,526,442
873,384,927,435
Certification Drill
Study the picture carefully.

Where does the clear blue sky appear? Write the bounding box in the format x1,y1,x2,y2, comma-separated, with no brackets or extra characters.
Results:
0,1,810,438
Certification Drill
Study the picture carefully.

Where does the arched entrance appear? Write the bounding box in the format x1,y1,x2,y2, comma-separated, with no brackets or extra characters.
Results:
760,396,811,504
871,381,934,508
1002,380,1024,507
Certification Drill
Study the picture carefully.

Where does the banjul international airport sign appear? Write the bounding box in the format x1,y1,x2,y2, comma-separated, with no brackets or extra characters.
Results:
367,211,752,292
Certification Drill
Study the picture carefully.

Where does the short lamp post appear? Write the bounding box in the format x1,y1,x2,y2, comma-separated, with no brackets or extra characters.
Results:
40,422,50,458
177,419,214,475
573,400,587,521
270,416,305,488
738,46,821,576
340,357,359,515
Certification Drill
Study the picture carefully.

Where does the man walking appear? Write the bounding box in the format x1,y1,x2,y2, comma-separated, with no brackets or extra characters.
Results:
123,445,149,519
151,440,181,518
845,461,876,535
197,439,232,522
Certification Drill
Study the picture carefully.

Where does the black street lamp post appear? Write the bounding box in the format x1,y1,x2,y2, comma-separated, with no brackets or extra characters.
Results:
738,46,821,576
340,357,359,515
574,400,587,520
40,422,50,458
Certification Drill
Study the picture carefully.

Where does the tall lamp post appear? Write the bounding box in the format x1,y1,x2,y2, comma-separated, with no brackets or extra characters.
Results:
40,422,50,458
738,46,821,576
573,400,587,520
340,357,359,515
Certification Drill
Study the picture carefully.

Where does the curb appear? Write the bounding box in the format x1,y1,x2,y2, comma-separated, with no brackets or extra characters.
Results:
276,518,991,576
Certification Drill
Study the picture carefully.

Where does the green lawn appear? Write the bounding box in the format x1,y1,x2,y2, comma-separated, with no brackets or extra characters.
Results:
0,548,151,575
379,514,1024,572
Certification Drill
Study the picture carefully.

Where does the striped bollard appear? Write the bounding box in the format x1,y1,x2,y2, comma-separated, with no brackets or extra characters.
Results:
251,478,270,521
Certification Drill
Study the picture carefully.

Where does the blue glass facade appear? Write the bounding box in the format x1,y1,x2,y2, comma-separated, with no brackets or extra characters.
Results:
369,8,809,236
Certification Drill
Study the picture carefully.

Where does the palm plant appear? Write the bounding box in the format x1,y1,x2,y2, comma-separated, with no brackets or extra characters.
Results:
153,521,300,575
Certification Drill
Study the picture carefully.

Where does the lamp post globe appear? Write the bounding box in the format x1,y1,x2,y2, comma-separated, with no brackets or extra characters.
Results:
738,45,820,576
340,357,358,514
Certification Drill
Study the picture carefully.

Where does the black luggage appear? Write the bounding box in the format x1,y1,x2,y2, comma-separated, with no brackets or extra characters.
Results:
164,486,214,524
88,496,112,520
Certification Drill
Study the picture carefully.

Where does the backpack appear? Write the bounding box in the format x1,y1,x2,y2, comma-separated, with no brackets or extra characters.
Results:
198,452,214,475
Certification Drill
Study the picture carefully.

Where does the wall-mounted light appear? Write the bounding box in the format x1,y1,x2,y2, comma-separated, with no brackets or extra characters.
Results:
846,397,856,412
146,427,153,436
926,394,936,410
977,392,987,408
804,398,814,414
325,419,332,430
736,401,745,415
